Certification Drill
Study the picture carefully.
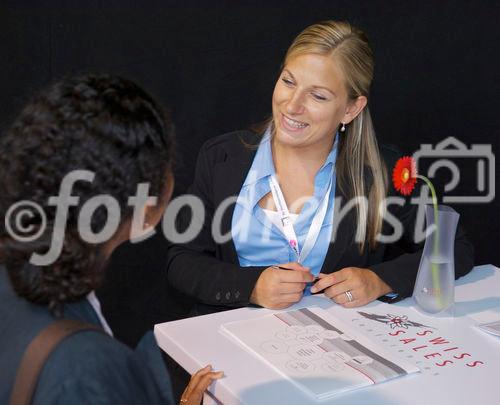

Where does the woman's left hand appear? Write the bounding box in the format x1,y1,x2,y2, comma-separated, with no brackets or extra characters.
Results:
180,365,224,405
310,267,392,307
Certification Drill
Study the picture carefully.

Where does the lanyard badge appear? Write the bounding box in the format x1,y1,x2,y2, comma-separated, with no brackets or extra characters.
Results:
268,174,332,263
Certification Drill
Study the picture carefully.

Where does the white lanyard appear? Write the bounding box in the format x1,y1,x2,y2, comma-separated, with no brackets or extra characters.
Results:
268,174,332,263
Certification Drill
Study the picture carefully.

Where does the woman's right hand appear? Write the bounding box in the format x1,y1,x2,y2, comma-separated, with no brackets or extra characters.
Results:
250,262,313,309
180,365,224,405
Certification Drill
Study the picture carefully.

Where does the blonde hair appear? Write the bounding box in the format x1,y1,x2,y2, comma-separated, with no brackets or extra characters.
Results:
278,20,387,251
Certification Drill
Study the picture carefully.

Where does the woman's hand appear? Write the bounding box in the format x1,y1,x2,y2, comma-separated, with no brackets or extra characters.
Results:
310,267,392,307
179,365,224,405
250,262,314,309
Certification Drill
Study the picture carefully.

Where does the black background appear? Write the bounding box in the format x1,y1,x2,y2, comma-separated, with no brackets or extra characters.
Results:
2,1,499,347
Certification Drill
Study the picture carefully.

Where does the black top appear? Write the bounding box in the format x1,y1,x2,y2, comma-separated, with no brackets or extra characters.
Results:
166,130,474,313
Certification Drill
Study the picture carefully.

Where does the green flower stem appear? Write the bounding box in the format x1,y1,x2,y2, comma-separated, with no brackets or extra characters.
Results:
417,175,442,307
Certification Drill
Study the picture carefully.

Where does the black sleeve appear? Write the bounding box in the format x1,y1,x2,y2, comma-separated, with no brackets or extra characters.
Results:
166,141,266,307
368,151,474,299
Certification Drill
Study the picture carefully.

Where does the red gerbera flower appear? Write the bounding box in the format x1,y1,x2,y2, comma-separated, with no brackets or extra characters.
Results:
392,156,417,195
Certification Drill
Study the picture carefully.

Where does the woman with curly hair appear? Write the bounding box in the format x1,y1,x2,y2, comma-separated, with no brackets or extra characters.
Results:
0,74,221,404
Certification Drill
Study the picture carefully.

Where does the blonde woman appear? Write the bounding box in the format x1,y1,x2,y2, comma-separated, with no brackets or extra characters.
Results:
167,21,473,313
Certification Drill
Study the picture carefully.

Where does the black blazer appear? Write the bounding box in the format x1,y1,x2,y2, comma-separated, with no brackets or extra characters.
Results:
166,130,474,313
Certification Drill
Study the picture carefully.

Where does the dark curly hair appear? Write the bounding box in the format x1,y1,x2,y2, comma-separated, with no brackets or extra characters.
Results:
0,74,174,315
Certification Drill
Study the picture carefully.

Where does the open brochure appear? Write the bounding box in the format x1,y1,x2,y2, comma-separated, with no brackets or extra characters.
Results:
220,307,419,401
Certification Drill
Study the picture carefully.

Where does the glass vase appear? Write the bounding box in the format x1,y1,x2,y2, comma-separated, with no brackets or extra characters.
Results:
413,205,459,316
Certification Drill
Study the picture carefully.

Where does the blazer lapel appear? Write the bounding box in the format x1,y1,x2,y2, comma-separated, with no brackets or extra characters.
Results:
320,185,356,273
207,131,361,273
212,139,257,263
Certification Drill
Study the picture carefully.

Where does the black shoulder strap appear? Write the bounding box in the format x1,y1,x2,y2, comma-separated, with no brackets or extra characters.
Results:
10,319,102,405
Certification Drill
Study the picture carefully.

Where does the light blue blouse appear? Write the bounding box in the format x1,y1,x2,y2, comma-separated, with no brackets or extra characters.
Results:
231,132,338,294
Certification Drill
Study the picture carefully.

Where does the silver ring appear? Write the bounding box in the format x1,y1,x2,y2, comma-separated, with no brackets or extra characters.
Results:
345,290,354,302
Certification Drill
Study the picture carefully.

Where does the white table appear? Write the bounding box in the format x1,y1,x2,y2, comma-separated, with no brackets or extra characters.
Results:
155,265,500,404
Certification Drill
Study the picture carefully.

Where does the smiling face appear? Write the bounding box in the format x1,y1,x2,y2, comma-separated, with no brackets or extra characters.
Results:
272,53,351,152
